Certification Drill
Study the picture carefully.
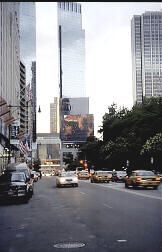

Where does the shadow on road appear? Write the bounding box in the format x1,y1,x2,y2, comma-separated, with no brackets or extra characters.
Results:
0,198,29,206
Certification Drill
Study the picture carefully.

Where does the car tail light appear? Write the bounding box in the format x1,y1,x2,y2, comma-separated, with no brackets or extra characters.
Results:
136,176,142,181
156,177,160,181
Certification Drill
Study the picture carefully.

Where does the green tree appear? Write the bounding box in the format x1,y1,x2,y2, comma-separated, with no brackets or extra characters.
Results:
140,133,162,172
98,97,162,169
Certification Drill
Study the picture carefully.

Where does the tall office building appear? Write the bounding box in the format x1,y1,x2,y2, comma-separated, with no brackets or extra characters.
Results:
57,2,94,165
57,2,86,98
0,2,20,172
20,2,36,85
50,97,60,134
131,11,162,104
31,61,36,142
20,3,37,161
0,2,20,117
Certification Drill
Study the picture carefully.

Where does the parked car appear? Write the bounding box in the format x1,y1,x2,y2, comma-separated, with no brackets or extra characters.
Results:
76,167,84,175
91,170,111,183
125,170,161,189
112,170,127,182
56,171,78,188
0,171,33,201
4,162,34,195
31,171,39,182
78,170,89,180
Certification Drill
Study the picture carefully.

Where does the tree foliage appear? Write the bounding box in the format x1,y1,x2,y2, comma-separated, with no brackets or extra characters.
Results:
79,97,162,172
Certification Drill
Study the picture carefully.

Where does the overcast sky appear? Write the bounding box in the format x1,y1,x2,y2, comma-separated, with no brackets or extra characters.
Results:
36,2,161,137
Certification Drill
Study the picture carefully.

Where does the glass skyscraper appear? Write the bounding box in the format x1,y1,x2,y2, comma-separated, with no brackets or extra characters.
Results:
20,2,36,85
57,2,86,98
131,11,162,104
57,2,94,166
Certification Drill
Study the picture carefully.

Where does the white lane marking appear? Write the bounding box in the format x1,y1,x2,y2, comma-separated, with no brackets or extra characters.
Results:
80,191,86,195
103,203,113,209
117,239,127,242
102,184,162,201
81,180,162,201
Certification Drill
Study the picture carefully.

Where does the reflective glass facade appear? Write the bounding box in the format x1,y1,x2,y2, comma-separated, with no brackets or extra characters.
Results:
20,2,36,85
57,2,86,98
132,11,162,104
61,97,89,115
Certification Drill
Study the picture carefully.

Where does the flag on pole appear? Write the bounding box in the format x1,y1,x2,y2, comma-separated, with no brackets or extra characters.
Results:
19,136,29,155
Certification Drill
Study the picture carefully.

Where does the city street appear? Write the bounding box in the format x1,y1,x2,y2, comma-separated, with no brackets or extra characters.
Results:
0,177,162,252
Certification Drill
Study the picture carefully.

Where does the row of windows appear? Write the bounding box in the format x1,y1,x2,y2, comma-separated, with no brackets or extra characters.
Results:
58,2,81,13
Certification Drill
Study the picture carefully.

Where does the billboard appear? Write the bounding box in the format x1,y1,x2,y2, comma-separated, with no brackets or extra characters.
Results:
61,114,94,142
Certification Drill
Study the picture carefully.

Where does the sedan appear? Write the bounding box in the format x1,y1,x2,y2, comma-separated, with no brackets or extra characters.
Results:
112,170,127,182
125,170,161,189
56,172,78,188
78,170,90,180
91,171,111,183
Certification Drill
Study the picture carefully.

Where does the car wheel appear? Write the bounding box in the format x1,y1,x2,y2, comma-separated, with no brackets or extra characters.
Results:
125,183,128,188
29,190,33,198
23,195,29,203
75,184,78,187
153,186,158,190
91,180,93,183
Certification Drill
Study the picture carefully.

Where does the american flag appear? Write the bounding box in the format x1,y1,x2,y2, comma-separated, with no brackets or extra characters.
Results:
19,137,29,155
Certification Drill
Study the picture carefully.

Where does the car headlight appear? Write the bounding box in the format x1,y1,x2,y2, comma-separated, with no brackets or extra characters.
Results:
60,178,65,183
73,177,78,182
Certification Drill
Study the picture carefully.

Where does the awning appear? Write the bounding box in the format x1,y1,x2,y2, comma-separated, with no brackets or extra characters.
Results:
4,117,15,125
10,144,19,151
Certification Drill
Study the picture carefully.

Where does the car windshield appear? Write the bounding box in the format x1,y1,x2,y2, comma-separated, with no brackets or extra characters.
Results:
11,173,25,182
96,171,110,175
136,171,155,176
60,173,75,177
76,168,83,172
117,171,126,175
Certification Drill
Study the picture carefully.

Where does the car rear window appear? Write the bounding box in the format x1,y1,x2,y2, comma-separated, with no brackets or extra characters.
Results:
11,173,25,182
136,171,155,176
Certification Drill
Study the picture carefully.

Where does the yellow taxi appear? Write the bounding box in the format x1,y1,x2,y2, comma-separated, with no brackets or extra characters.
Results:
90,170,112,183
125,170,161,189
78,170,90,180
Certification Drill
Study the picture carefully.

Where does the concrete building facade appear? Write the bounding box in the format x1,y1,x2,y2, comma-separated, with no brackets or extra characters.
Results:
0,2,20,173
50,97,60,134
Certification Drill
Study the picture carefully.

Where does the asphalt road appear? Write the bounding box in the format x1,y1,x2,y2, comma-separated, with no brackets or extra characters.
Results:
0,177,162,252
